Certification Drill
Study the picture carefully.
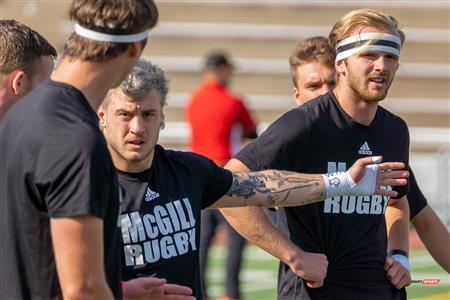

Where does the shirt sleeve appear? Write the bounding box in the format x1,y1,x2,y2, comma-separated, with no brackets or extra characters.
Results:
407,167,428,219
235,108,311,172
185,153,233,209
35,123,115,219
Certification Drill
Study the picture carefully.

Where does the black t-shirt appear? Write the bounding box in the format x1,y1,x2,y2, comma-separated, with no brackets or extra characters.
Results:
408,168,428,219
235,92,409,300
117,145,233,300
0,80,122,300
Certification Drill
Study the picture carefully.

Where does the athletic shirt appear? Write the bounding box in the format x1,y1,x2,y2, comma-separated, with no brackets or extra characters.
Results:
235,92,409,300
186,79,256,163
408,168,428,219
118,145,233,300
0,80,122,300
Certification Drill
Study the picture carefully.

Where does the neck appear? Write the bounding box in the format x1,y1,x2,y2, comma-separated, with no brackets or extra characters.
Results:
51,56,128,112
333,82,378,126
112,148,155,173
0,87,15,121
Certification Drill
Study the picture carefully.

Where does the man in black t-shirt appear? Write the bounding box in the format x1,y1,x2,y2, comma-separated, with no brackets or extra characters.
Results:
0,19,56,121
98,59,409,300
289,36,449,275
0,1,158,299
221,9,414,300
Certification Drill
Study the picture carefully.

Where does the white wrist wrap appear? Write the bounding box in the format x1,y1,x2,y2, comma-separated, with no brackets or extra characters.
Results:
392,254,411,271
322,164,379,198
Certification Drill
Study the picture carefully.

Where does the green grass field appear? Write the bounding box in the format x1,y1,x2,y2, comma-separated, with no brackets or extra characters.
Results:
204,245,449,300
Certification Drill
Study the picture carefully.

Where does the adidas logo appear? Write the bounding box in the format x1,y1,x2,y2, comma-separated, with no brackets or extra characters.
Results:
358,141,373,155
144,186,160,202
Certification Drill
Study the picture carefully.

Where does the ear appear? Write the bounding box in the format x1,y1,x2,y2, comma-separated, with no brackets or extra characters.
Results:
160,113,165,130
128,42,141,58
97,110,107,128
292,87,302,106
10,70,26,96
335,59,346,75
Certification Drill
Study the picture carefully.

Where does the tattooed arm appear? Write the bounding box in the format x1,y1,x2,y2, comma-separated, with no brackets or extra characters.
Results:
209,170,324,208
210,156,408,209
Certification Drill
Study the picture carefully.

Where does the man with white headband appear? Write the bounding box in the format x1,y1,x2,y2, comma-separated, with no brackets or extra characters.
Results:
220,8,411,300
0,1,160,299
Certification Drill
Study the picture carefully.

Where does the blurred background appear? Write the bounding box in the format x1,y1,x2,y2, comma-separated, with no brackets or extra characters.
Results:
2,1,448,299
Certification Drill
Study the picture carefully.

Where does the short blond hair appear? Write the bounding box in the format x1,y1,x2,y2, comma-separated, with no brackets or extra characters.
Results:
329,8,405,51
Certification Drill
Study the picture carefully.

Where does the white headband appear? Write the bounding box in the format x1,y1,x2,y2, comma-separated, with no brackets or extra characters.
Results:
74,23,148,43
335,32,401,62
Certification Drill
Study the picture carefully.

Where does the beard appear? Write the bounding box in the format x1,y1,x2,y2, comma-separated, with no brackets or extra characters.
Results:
345,62,394,103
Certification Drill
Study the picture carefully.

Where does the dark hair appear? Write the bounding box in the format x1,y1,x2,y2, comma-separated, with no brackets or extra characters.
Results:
205,51,233,69
64,0,159,61
0,19,56,76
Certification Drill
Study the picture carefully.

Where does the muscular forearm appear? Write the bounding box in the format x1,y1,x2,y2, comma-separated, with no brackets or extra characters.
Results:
386,197,410,253
217,170,325,208
220,206,301,265
413,205,450,272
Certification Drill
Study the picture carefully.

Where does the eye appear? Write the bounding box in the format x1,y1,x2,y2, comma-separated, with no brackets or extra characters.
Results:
361,52,376,59
117,111,130,118
143,112,155,118
305,84,320,91
385,54,399,62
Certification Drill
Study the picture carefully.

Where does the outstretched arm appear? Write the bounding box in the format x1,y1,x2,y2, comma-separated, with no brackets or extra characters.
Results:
218,158,405,287
412,204,450,273
211,156,408,209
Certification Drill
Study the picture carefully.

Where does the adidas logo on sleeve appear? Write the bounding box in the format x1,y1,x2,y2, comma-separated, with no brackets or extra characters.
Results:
145,186,160,202
358,141,373,155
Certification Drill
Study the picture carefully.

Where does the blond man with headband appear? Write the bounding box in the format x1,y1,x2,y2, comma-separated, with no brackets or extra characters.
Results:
290,36,450,278
221,9,412,300
0,1,158,299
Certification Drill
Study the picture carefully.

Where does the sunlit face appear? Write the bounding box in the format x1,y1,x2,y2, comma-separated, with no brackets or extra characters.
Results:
336,26,400,103
99,89,164,172
293,62,336,106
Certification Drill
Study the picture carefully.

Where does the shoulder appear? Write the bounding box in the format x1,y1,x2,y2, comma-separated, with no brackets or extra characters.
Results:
161,145,213,166
378,105,408,127
38,122,108,174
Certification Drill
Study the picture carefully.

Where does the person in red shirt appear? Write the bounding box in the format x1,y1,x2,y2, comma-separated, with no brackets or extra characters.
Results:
186,52,257,300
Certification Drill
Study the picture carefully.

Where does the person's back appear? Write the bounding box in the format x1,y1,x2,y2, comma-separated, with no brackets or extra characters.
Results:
0,79,120,299
0,0,159,299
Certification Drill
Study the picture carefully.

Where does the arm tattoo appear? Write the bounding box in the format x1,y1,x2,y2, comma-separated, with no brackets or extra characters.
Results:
226,171,322,206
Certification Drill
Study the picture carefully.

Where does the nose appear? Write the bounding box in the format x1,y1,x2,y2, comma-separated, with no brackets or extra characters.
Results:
373,56,387,71
129,116,145,135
